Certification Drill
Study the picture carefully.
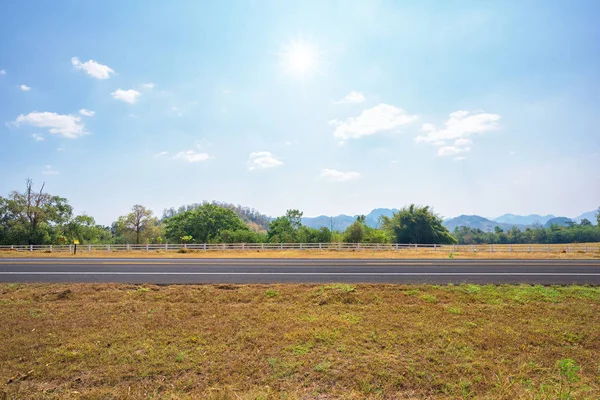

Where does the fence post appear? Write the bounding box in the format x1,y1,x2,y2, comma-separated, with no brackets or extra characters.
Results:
127,244,130,251
357,243,361,252
338,243,341,251
88,244,91,252
453,244,456,252
49,245,52,253
242,243,245,252
376,244,379,252
280,242,283,250
319,243,322,251
566,245,569,253
585,245,588,253
261,243,264,251
165,243,168,251
510,244,512,252
30,244,33,252
146,244,149,252
69,245,72,253
434,243,437,252
396,243,399,252
203,243,207,251
547,244,550,252
528,245,531,253
300,243,303,251
107,244,110,252
490,244,494,253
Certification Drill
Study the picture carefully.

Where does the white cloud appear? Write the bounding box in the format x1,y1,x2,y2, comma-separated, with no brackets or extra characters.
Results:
171,106,183,116
421,123,436,132
248,151,283,170
320,168,361,182
437,146,470,156
111,89,141,104
0,69,6,75
13,112,85,139
330,103,417,141
20,84,31,91
335,91,365,104
454,156,466,161
141,82,155,89
79,109,95,117
71,56,114,79
453,138,472,147
174,150,211,163
416,110,500,143
154,151,169,158
417,110,500,157
32,133,44,141
42,165,59,175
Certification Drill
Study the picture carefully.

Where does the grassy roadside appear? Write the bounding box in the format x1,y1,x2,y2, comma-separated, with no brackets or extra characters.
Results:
1,284,599,399
1,248,599,259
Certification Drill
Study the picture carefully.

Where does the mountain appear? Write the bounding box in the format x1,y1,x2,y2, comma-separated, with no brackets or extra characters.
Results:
443,215,526,232
302,208,399,231
544,217,573,228
494,213,555,225
574,210,598,223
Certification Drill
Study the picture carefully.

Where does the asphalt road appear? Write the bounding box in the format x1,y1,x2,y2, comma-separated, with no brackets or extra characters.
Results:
0,258,599,284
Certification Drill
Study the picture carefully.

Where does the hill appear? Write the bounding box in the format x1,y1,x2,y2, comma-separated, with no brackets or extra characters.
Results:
494,213,555,225
302,208,399,231
443,215,526,232
544,217,573,228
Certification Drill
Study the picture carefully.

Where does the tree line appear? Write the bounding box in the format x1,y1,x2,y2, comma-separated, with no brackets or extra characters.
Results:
1,181,599,246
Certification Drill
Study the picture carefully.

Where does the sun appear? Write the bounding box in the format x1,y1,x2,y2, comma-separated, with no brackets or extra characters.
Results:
280,39,320,77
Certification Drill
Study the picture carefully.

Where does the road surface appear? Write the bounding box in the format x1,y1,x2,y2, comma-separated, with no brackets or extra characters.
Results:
0,258,599,284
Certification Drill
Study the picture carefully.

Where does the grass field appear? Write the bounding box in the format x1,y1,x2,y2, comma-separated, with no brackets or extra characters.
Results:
1,248,599,260
1,284,599,399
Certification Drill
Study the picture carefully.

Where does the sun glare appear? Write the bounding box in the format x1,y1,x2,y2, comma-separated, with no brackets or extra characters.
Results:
281,40,319,77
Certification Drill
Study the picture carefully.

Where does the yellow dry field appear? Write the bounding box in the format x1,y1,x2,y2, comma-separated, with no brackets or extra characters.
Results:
1,248,599,259
1,283,599,399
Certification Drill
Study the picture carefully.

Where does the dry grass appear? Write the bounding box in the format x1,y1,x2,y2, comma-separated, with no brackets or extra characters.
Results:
1,283,599,399
1,248,599,260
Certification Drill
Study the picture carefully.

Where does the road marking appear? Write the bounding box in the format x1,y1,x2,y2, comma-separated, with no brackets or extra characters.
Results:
0,261,598,267
0,272,599,276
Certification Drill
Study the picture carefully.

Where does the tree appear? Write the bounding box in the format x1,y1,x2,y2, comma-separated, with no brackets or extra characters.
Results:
113,205,161,244
286,209,303,230
0,179,73,245
343,219,365,243
381,204,456,244
580,218,592,227
596,207,600,226
164,203,249,243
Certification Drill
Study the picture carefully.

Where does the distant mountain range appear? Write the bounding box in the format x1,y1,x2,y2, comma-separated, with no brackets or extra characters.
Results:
301,208,399,231
299,208,597,232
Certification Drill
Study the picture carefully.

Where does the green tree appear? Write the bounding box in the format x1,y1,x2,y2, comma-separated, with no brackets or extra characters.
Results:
579,218,592,227
0,180,73,245
286,209,303,230
343,219,365,243
381,204,456,244
114,205,161,244
164,203,249,243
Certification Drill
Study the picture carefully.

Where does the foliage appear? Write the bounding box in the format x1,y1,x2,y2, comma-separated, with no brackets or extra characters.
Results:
381,204,456,244
454,222,600,244
112,205,162,244
164,203,249,243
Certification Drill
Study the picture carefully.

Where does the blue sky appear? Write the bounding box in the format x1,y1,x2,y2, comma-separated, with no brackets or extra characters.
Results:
1,0,599,225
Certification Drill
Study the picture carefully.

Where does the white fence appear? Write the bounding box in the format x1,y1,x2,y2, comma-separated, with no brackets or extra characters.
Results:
0,243,599,254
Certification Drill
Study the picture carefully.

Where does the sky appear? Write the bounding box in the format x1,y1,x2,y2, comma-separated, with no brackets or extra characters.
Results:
1,0,599,226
